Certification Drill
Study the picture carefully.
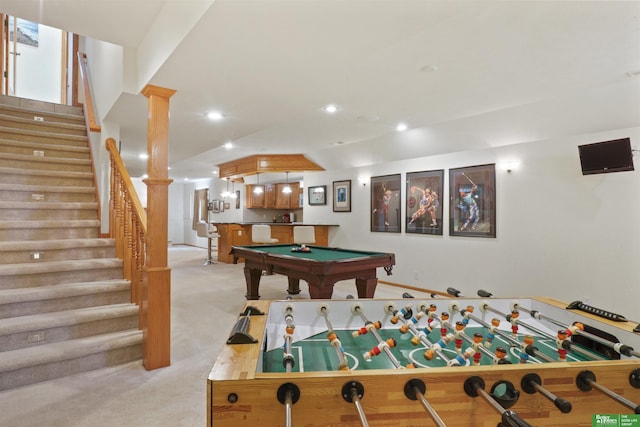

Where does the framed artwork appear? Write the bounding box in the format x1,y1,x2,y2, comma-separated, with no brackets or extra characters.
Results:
235,191,241,209
406,170,444,235
449,163,496,237
224,202,231,210
211,199,220,213
308,185,327,205
220,201,225,212
371,174,401,233
332,180,351,212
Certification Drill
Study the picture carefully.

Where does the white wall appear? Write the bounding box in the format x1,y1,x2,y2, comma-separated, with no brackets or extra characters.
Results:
302,128,640,319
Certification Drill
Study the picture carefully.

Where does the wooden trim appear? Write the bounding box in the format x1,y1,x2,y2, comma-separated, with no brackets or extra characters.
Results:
140,84,176,370
77,51,101,132
218,154,325,180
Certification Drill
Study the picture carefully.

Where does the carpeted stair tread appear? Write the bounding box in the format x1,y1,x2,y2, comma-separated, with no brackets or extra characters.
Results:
0,201,98,211
0,166,93,179
0,329,142,374
0,100,83,120
0,303,138,336
0,152,92,165
0,220,99,229
0,125,88,143
0,138,90,154
0,238,114,252
0,113,86,132
0,182,95,193
0,280,129,305
0,258,121,276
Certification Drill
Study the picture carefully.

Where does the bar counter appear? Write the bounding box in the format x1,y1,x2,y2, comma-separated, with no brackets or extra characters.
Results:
211,222,338,263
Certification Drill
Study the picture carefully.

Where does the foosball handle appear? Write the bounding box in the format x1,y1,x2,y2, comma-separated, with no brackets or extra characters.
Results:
566,301,627,322
477,289,493,298
447,287,462,297
500,410,533,427
226,316,258,344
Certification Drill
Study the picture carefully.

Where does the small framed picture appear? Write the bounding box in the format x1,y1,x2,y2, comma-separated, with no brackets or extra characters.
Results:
220,201,225,212
308,185,327,206
449,163,496,238
235,190,241,209
211,199,220,213
224,202,231,210
332,180,351,212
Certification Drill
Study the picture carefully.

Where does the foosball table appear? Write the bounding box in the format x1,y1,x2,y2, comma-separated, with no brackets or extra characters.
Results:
207,295,640,426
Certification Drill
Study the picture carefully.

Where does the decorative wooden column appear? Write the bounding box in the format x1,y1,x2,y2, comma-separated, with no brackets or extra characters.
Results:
141,84,176,370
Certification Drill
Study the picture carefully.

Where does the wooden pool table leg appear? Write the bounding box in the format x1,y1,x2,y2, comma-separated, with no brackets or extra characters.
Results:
244,267,263,300
287,278,301,295
355,277,377,298
308,283,335,299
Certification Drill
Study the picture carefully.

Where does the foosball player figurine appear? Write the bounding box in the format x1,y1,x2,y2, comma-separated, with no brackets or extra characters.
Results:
484,317,501,348
556,329,570,361
352,320,382,337
440,312,450,338
451,346,476,366
472,332,484,365
493,346,511,364
508,309,520,337
454,321,466,353
519,335,535,363
326,331,349,371
424,333,454,360
363,338,396,361
427,304,438,328
461,305,474,326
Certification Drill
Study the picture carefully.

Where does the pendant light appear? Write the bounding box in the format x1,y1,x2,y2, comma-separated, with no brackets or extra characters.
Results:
230,180,237,199
282,171,292,194
221,178,230,198
254,173,264,194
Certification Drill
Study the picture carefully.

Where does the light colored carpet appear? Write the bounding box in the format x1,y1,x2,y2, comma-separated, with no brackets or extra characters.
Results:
0,246,427,427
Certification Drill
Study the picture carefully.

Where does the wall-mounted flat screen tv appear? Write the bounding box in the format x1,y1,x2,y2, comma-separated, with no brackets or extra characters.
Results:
578,137,634,175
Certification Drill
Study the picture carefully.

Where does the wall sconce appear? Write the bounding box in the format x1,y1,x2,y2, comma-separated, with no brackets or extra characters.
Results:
358,176,369,186
499,161,520,174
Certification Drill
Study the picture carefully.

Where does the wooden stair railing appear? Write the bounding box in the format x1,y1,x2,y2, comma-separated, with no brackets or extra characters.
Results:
77,52,101,132
106,138,147,311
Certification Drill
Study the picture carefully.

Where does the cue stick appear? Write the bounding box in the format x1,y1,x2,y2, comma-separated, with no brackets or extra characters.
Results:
513,302,640,359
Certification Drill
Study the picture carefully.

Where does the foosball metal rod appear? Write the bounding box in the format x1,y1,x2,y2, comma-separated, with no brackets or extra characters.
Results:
464,376,533,427
521,373,572,413
318,304,349,370
481,302,605,361
576,370,640,414
514,303,639,359
404,379,447,427
283,304,296,373
353,304,403,369
277,383,301,427
342,381,370,427
432,310,496,362
399,308,452,363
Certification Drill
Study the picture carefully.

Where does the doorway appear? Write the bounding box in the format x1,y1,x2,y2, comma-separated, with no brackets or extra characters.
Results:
2,14,72,104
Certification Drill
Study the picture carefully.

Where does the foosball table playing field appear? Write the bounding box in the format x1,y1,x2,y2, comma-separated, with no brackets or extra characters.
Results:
207,295,640,426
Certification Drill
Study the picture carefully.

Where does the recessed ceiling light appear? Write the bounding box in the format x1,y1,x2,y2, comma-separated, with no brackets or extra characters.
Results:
138,153,148,159
207,111,224,120
357,114,380,122
224,142,233,149
212,170,218,174
420,65,439,73
184,177,189,181
322,104,339,113
396,123,408,132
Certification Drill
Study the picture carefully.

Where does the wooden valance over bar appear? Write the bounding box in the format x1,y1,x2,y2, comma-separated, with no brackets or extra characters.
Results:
218,154,324,180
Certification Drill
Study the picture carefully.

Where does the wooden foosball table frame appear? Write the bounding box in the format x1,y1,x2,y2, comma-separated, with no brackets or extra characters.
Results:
207,297,640,426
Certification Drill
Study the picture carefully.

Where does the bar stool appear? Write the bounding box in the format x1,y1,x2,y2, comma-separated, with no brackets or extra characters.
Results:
196,221,220,265
293,226,315,245
252,224,279,244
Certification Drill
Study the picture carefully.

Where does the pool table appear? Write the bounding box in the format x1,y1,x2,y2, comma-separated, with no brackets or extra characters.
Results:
230,244,395,299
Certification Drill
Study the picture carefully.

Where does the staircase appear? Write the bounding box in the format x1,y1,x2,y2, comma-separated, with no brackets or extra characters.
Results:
0,95,142,391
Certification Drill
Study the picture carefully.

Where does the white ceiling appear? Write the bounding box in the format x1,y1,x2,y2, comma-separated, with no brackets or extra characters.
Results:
3,0,640,181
